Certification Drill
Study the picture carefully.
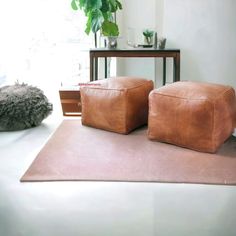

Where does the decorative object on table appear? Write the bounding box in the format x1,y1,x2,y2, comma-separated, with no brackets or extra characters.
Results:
71,0,122,48
127,27,138,48
158,37,167,49
154,32,158,49
0,83,52,131
143,29,154,45
106,36,118,49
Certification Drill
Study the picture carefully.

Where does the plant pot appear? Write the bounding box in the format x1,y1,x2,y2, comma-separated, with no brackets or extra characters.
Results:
144,36,153,45
158,38,167,49
107,36,118,49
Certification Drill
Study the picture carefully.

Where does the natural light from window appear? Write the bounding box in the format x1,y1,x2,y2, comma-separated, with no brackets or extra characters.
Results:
0,0,94,94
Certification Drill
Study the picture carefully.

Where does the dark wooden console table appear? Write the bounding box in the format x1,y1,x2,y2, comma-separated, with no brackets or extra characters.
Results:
89,48,180,85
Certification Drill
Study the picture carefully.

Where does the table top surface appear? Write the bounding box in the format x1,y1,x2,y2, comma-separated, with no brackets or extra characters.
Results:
90,48,180,53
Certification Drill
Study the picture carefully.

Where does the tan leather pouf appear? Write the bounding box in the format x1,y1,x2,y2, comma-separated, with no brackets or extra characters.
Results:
81,77,154,134
148,81,236,153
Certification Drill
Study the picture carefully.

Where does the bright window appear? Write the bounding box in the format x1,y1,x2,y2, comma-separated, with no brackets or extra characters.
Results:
0,0,94,90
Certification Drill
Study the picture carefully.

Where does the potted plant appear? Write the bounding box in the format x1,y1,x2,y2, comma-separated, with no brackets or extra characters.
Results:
143,29,154,45
71,0,122,48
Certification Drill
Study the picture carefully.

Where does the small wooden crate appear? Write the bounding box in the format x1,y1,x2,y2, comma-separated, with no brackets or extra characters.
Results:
59,88,81,116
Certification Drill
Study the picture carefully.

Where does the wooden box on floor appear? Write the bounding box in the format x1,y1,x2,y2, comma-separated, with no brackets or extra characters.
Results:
59,88,81,116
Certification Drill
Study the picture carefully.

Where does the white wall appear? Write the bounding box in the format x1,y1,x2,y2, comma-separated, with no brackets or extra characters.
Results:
163,0,236,88
118,0,236,89
117,0,164,87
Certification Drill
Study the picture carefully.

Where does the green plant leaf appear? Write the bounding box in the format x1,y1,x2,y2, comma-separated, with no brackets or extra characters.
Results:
108,0,117,12
79,0,86,8
93,0,103,9
86,0,102,11
91,9,104,33
101,0,109,12
116,0,122,10
108,0,122,12
72,0,122,36
85,11,92,34
102,11,113,21
143,29,154,37
71,0,79,10
102,20,119,36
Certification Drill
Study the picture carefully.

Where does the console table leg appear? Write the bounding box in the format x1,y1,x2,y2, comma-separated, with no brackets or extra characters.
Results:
176,53,180,82
90,53,94,82
95,58,98,81
163,57,166,86
174,53,180,82
105,57,108,78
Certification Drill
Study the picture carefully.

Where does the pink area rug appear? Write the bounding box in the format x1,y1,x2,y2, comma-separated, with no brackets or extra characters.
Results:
21,120,236,185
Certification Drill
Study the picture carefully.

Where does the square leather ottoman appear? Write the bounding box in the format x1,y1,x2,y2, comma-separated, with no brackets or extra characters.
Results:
81,77,154,134
148,81,236,153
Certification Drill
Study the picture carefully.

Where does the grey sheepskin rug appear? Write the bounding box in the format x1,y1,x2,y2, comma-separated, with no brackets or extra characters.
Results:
0,83,53,131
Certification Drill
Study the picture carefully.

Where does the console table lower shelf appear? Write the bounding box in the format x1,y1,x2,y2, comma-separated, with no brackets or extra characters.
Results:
59,88,81,116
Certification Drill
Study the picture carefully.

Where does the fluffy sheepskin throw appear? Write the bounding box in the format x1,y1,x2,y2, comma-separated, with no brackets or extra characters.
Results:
0,83,53,131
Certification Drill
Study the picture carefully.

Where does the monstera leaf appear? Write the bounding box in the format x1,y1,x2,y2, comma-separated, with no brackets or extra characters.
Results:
85,9,104,34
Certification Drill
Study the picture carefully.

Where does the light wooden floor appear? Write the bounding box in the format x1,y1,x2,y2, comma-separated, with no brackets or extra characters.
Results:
1,112,236,236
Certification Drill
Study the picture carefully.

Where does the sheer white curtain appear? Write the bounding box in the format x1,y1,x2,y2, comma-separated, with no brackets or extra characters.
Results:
0,0,94,91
